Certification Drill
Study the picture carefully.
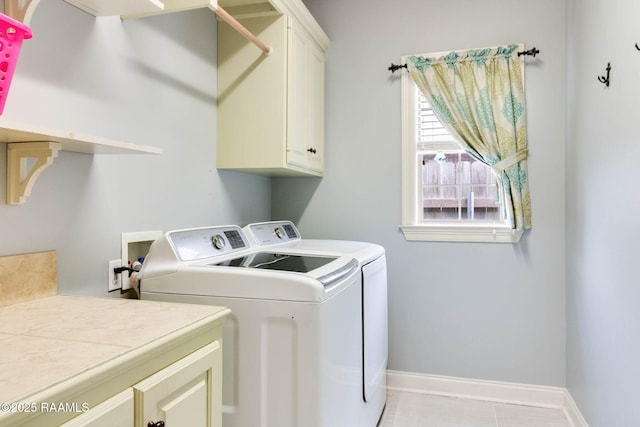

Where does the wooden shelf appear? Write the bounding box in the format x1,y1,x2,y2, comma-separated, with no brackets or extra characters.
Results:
0,118,162,205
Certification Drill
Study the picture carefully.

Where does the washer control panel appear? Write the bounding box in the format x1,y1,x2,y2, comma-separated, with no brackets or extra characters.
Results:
168,225,250,261
244,220,301,246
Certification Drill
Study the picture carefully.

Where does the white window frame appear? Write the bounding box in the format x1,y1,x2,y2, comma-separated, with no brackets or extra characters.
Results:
399,52,523,243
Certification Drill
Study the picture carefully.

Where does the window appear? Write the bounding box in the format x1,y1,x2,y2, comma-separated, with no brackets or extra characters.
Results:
400,54,523,243
417,90,502,222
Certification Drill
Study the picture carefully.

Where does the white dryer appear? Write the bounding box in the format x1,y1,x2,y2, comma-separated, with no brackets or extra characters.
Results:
139,223,386,427
244,221,388,427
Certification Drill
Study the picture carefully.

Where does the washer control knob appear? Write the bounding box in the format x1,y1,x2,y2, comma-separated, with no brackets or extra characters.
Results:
211,234,226,250
274,227,285,239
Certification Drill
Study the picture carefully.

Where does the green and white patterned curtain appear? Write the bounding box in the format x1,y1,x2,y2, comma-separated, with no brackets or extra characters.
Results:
407,44,532,230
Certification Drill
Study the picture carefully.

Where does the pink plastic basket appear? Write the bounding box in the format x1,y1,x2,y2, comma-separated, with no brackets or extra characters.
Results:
0,13,31,114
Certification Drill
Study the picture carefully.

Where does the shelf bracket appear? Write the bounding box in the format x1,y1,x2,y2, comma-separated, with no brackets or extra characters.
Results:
4,0,41,25
7,141,61,205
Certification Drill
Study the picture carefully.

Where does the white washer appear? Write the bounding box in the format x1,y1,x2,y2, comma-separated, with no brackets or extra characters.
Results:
139,224,382,427
244,220,388,427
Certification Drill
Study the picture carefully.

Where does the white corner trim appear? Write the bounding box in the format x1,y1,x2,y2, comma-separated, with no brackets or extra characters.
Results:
563,390,590,427
386,370,589,427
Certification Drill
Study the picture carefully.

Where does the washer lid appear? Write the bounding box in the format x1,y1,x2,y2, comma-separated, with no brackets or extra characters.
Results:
212,252,357,287
215,252,335,271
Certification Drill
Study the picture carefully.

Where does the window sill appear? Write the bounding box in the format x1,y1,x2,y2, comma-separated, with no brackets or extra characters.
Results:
399,223,523,243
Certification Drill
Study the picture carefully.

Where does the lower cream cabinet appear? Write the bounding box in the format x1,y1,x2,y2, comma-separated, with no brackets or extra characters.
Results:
60,342,221,427
135,341,221,427
60,389,134,427
0,297,229,427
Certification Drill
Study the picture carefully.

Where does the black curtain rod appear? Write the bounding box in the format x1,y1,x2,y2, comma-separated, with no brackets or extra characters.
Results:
518,47,540,57
388,47,540,73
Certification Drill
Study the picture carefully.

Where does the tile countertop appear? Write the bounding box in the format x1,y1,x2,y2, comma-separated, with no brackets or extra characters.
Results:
0,295,228,407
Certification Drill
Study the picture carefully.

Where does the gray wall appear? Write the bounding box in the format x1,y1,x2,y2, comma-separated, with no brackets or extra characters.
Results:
273,0,567,386
0,1,270,295
566,0,640,425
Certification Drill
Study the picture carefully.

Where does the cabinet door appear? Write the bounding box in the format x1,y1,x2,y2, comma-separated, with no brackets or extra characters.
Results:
286,19,324,174
60,389,134,427
308,38,325,173
134,341,222,427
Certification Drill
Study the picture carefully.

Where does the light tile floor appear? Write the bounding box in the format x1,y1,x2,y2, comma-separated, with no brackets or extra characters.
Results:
378,390,571,427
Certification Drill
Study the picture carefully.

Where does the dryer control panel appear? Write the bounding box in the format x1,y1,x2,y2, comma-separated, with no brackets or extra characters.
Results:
244,221,301,246
168,225,250,262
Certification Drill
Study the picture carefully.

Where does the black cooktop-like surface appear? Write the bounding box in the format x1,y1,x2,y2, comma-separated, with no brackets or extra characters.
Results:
213,252,337,273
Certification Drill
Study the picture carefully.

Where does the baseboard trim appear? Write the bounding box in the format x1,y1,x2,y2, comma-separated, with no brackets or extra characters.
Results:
386,370,588,427
562,390,590,427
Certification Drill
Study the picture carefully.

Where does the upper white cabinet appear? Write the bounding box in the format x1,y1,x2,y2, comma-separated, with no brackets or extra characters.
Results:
216,0,329,177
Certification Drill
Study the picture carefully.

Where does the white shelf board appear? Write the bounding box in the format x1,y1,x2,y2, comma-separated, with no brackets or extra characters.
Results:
0,118,162,155
63,0,165,17
121,0,218,19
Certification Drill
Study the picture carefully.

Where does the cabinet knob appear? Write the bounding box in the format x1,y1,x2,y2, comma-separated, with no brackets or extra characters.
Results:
307,148,317,154
148,422,165,427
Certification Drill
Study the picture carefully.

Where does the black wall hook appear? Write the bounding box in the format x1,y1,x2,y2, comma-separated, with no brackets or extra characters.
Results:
597,63,611,87
636,43,640,51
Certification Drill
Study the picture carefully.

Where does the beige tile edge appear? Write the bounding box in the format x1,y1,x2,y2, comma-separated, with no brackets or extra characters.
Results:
386,370,589,427
0,250,57,307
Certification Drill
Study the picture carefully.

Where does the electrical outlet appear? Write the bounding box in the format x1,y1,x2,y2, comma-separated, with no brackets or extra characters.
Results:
108,259,122,292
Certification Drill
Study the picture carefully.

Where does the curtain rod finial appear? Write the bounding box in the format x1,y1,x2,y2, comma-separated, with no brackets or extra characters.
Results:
388,63,408,73
518,47,540,57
